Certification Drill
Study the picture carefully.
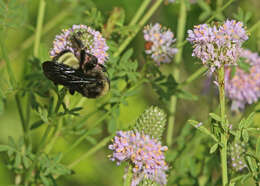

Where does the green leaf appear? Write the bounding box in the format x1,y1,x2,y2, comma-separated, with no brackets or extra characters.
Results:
209,143,218,154
22,156,31,169
230,174,251,184
209,113,221,122
8,136,16,148
230,66,236,79
40,175,50,186
38,107,49,123
30,120,44,130
14,154,21,168
120,49,133,64
0,145,13,152
108,117,117,134
242,130,249,142
53,153,63,163
244,112,255,128
86,136,97,145
86,128,102,135
188,120,218,142
239,118,246,130
237,57,251,73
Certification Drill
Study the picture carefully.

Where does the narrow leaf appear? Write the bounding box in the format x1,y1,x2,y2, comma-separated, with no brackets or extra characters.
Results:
30,120,44,130
209,113,221,122
188,120,218,142
210,143,218,154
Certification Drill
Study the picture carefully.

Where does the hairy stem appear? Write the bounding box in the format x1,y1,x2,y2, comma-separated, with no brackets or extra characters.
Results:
113,0,163,57
217,66,228,185
167,0,187,146
34,0,46,57
129,0,151,26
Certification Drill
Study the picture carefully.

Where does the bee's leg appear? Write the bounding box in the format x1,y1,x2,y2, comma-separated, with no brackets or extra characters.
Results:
69,88,75,95
80,49,86,67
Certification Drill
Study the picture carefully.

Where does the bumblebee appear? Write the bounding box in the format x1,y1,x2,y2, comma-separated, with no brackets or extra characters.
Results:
42,33,110,98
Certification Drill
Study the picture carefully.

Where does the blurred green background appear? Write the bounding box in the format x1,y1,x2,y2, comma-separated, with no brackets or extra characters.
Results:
0,0,260,185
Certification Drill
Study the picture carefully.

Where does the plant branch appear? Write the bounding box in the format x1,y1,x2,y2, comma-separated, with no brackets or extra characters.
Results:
167,0,187,146
15,95,26,134
34,0,46,57
129,0,151,26
217,66,228,185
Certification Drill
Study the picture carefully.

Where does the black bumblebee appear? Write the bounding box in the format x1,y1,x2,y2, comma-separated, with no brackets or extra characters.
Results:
42,33,110,98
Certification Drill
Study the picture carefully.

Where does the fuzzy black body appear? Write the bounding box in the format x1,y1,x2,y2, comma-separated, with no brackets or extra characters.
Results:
42,61,109,98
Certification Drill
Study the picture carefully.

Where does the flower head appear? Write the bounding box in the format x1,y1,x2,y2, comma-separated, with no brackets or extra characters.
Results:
187,20,248,72
225,49,260,110
109,131,168,186
143,23,178,65
50,24,109,64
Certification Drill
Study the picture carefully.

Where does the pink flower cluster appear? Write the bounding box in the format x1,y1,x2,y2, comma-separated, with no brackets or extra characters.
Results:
225,49,260,110
50,24,109,64
187,20,248,72
143,23,178,65
109,131,168,186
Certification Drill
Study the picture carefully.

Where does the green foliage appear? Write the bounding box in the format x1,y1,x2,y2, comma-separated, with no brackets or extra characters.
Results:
233,8,252,25
0,0,27,30
36,153,71,186
0,0,259,186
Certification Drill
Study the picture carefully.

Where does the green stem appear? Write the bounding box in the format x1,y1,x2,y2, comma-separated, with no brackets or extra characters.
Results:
24,125,52,185
67,136,111,169
216,0,223,19
44,118,62,153
113,0,163,57
15,95,26,134
124,165,133,186
0,2,77,69
64,107,115,157
129,0,151,26
25,94,31,146
217,66,228,186
166,0,187,146
217,0,223,10
180,66,207,87
34,0,46,57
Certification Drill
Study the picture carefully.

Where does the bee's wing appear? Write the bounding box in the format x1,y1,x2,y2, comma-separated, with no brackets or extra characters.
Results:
42,61,96,86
